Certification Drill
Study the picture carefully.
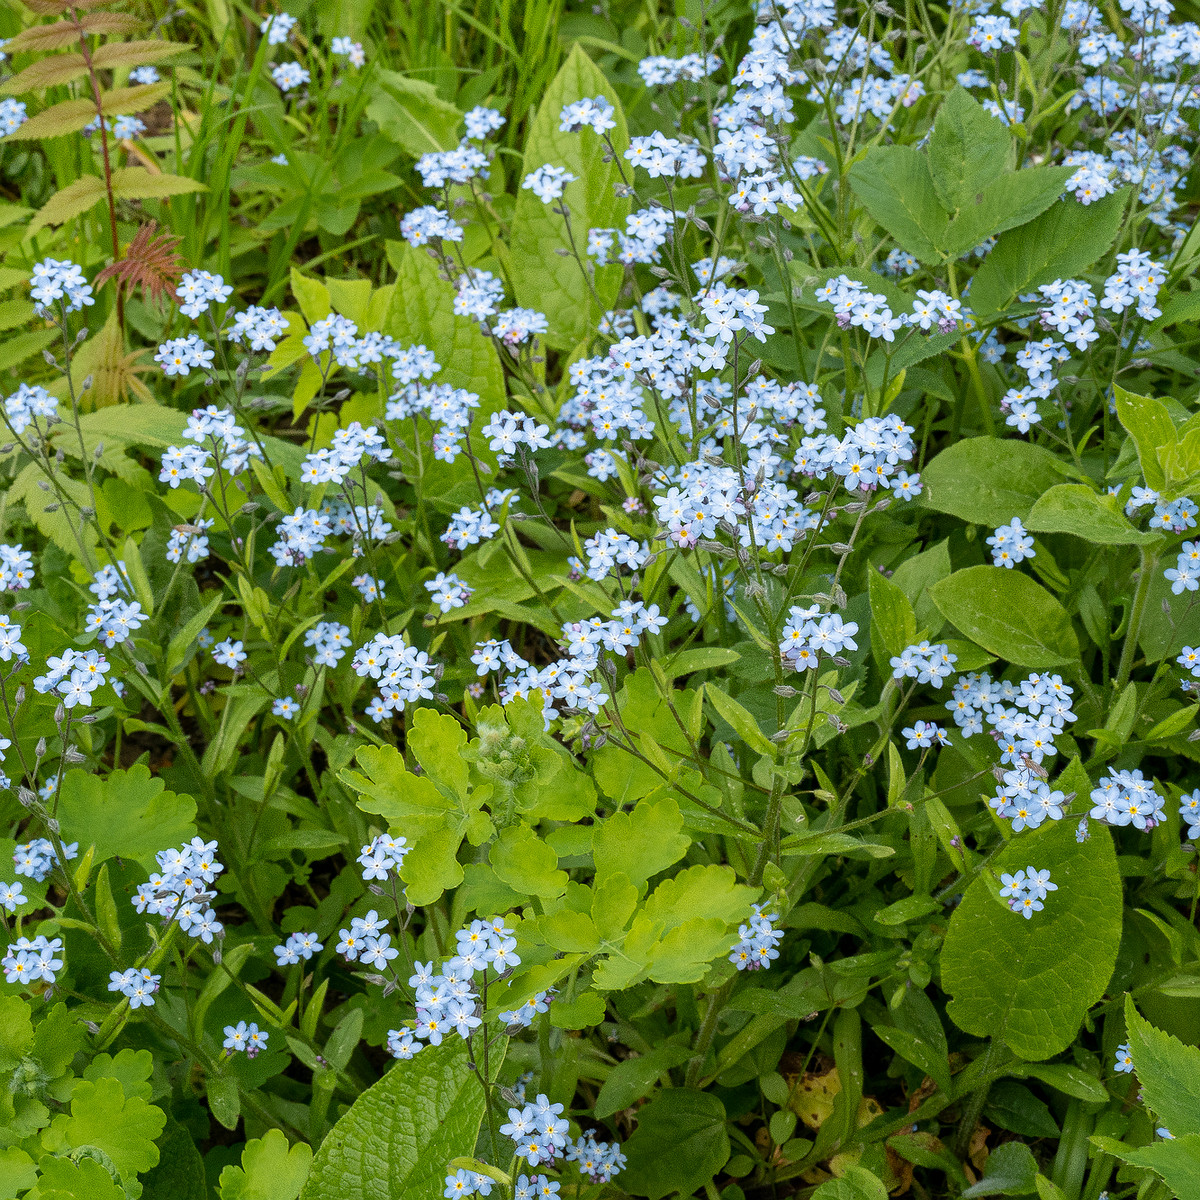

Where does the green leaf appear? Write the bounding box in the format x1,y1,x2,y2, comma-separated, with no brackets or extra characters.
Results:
0,1149,37,1200
962,1142,1039,1196
868,567,917,667
489,823,567,899
593,1042,694,1119
812,1166,890,1200
300,1038,490,1200
601,864,756,987
402,825,467,906
28,176,109,233
930,566,1080,669
1120,1134,1200,1197
927,87,1013,213
135,1114,206,1200
590,795,691,887
508,44,630,347
41,1077,166,1180
874,987,951,1094
110,167,207,200
366,69,462,157
968,189,1127,315
1115,385,1175,492
1012,1062,1107,1103
620,1089,730,1200
942,819,1121,1060
219,1129,312,1200
56,764,196,872
1123,996,1200,1136
1026,484,1154,544
983,1081,1061,1139
848,146,947,265
706,683,778,757
23,1155,125,1200
940,168,1072,259
921,437,1071,526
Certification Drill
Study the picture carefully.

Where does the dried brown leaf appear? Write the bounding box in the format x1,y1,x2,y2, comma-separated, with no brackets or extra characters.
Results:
95,220,184,304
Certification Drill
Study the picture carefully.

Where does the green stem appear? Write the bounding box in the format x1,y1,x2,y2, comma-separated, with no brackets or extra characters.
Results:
1115,545,1160,691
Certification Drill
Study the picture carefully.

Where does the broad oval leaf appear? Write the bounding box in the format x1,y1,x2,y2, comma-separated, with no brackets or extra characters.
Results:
300,1038,490,1200
920,437,1071,526
942,818,1121,1060
931,565,1080,668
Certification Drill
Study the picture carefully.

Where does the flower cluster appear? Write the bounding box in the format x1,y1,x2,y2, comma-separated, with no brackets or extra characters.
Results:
988,518,1036,569
989,768,1068,833
945,672,1076,761
29,258,94,314
357,832,409,881
729,905,783,970
2,935,64,985
223,1020,270,1057
14,837,79,882
132,839,226,947
108,967,162,1008
1089,768,1167,830
999,867,1057,918
891,642,958,689
351,633,437,722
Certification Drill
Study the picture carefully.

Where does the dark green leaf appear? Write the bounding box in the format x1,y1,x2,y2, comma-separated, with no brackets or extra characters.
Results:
620,1089,730,1200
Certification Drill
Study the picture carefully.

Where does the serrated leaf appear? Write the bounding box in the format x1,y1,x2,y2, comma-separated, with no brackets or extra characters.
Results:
111,167,207,200
927,86,1013,213
509,44,630,347
848,146,947,265
1123,997,1200,1136
1120,1135,1200,1197
968,188,1127,315
939,168,1072,259
6,12,143,52
300,1038,490,1200
27,175,109,233
622,1090,730,1200
41,1077,166,1180
942,819,1121,1060
6,82,169,141
0,52,89,94
92,38,191,71
931,566,1080,669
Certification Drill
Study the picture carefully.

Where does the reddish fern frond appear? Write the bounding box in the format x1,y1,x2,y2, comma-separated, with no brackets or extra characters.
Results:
95,220,184,304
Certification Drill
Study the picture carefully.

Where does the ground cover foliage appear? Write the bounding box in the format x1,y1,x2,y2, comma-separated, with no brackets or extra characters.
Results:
0,0,1198,1196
